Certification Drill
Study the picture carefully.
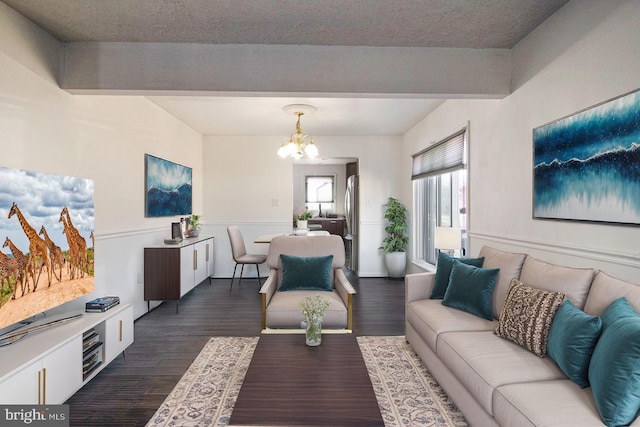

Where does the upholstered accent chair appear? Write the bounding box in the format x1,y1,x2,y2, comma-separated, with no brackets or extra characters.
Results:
260,235,356,331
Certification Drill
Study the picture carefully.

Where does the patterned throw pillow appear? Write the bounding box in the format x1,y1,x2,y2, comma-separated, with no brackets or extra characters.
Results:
494,278,565,357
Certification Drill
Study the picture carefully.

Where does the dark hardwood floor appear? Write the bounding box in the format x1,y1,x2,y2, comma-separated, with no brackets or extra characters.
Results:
66,271,405,426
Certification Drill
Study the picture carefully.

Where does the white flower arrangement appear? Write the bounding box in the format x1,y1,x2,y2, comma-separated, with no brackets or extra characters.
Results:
299,294,330,323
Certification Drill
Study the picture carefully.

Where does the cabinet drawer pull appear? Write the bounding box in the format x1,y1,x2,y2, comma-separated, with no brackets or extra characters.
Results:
119,319,123,342
193,250,197,270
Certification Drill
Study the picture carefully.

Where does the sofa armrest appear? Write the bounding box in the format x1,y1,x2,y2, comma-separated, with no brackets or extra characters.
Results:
405,272,435,304
334,268,356,330
259,268,279,329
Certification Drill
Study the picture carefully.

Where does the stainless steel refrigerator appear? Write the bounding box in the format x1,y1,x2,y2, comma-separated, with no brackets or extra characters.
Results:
345,175,359,272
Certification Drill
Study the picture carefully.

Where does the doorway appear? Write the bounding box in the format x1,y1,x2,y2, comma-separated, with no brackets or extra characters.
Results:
292,158,359,273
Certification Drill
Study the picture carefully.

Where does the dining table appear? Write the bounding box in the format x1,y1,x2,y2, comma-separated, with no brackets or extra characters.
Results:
254,230,330,243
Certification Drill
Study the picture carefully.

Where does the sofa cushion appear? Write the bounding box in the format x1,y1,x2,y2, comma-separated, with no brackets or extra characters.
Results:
265,290,346,329
584,271,640,317
589,297,640,427
478,246,527,319
494,380,609,427
547,300,602,388
436,330,566,416
519,256,594,310
431,252,484,299
442,261,499,320
494,279,565,357
406,299,496,352
279,254,333,291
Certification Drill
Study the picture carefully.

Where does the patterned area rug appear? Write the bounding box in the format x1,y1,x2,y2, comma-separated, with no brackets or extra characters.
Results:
146,335,468,427
358,336,468,427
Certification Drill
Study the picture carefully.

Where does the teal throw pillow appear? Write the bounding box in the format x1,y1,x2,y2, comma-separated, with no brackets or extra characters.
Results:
442,260,499,320
279,254,333,292
431,252,485,299
601,296,638,328
547,300,602,388
589,298,640,427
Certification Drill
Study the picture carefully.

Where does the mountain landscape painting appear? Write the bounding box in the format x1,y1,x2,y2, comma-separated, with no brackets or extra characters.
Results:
145,154,192,217
533,89,640,225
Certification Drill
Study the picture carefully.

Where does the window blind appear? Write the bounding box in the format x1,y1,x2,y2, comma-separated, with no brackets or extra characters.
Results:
412,128,466,180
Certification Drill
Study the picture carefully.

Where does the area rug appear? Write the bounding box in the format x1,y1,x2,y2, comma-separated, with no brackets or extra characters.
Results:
357,336,468,426
146,335,468,427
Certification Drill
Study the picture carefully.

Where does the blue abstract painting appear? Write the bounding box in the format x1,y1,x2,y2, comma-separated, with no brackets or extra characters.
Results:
533,89,640,224
145,154,192,217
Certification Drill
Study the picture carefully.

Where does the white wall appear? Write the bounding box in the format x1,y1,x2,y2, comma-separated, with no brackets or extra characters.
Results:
403,0,640,284
0,5,203,321
203,134,402,277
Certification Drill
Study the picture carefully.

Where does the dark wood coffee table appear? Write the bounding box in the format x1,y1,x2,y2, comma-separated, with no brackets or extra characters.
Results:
229,334,384,426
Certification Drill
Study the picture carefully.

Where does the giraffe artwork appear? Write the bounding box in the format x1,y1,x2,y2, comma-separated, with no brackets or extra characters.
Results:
0,166,95,332
0,251,19,303
59,214,79,280
8,202,52,290
89,231,95,270
61,206,87,277
39,225,64,282
3,237,30,297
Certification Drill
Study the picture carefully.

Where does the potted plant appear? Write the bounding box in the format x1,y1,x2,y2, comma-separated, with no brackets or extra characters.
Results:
380,197,408,278
297,210,312,230
187,214,201,237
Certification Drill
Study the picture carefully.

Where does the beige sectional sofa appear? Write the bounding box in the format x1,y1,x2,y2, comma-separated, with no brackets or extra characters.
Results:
405,245,640,427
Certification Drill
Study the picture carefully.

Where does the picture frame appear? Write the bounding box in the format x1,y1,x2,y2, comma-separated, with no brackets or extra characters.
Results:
533,88,640,225
145,154,192,217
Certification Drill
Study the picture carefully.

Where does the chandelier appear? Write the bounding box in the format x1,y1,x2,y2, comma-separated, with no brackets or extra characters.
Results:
277,104,319,159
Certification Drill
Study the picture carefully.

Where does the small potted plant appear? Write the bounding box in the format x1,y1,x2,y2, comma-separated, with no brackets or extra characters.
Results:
297,210,312,230
380,197,408,278
187,215,201,237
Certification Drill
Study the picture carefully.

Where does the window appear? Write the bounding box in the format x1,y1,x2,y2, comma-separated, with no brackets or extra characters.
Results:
305,175,335,211
412,128,468,265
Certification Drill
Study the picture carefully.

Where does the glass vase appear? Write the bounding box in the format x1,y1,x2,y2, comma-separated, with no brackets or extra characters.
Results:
305,317,322,346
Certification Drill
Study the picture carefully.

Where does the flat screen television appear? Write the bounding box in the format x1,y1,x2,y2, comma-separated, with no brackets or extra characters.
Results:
0,166,95,333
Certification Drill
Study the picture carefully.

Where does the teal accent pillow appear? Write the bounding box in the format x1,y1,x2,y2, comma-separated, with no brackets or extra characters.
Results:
601,296,638,328
279,254,333,291
430,252,485,299
442,260,499,320
589,298,640,426
547,300,602,388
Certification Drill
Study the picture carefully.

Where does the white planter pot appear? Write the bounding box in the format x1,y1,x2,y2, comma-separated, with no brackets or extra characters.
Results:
297,220,308,230
385,252,406,278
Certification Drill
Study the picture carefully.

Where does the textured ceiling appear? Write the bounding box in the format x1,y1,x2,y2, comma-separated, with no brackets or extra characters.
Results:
2,0,569,48
1,0,569,141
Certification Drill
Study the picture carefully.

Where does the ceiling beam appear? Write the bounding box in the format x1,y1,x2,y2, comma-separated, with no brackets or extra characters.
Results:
62,43,511,98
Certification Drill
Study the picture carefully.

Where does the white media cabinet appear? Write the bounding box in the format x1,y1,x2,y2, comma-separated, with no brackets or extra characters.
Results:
0,303,133,404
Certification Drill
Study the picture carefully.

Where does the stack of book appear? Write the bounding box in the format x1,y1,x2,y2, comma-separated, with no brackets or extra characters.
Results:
85,296,120,313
